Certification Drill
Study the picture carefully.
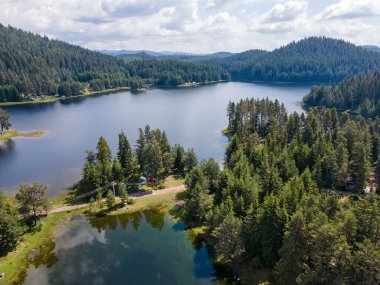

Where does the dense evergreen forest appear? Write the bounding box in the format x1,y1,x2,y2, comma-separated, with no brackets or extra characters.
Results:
117,37,380,84
183,49,269,80
124,59,230,88
228,37,380,82
2,24,380,103
0,24,229,102
0,24,129,99
77,126,199,195
181,98,380,284
303,71,380,118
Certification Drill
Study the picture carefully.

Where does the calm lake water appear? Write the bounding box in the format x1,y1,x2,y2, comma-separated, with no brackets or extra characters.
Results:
0,82,309,196
19,209,226,285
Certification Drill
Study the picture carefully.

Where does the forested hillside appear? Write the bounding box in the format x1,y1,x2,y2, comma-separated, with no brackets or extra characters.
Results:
0,24,129,99
125,59,230,87
303,71,380,118
0,25,229,102
119,37,380,84
182,98,380,284
362,45,380,53
183,49,268,79
228,37,380,82
2,23,380,103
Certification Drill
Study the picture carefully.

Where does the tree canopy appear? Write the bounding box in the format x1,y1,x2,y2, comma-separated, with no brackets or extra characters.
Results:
118,37,380,84
303,71,380,118
78,126,192,198
182,98,380,284
0,191,22,256
0,24,230,101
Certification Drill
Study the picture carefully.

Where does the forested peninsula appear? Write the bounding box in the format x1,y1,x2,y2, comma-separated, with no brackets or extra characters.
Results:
181,98,380,284
303,71,380,118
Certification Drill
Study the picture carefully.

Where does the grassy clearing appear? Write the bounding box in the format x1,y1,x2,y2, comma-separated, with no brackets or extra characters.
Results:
163,175,185,188
139,175,184,191
49,190,77,208
131,88,147,92
74,87,131,98
0,130,47,142
0,211,74,285
0,96,59,107
109,190,183,216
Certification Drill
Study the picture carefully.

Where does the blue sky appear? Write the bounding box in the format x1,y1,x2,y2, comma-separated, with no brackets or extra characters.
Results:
0,0,379,52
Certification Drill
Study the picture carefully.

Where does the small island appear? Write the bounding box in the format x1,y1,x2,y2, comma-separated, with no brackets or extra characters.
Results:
0,129,47,142
0,108,47,142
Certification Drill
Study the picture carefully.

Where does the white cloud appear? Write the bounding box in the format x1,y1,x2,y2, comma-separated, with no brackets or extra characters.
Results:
0,0,379,52
261,1,307,23
100,0,177,17
316,0,380,20
251,1,308,34
55,218,107,250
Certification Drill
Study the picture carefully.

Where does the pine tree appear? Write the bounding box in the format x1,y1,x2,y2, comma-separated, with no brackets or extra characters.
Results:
143,141,163,179
274,212,309,285
299,222,352,284
96,136,112,185
260,165,283,197
16,183,49,223
172,144,185,176
213,212,244,264
136,128,146,171
117,183,129,205
117,130,130,170
335,142,349,189
353,239,380,285
0,191,22,256
259,194,288,265
184,148,198,173
225,135,239,163
350,141,370,191
79,161,100,194
184,166,210,220
112,157,124,182
106,190,115,209
201,158,221,193
160,133,174,177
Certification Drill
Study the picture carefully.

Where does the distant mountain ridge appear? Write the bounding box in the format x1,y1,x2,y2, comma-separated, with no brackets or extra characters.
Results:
111,38,380,83
361,45,380,53
100,49,199,57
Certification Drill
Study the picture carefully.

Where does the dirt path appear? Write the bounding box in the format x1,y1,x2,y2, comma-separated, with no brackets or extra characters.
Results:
48,184,185,215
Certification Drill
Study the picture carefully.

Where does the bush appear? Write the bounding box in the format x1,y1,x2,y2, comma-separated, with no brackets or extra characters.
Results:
157,183,166,189
127,198,136,205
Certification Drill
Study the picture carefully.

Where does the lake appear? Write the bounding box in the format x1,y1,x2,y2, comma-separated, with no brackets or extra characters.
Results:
0,82,310,196
19,209,230,285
